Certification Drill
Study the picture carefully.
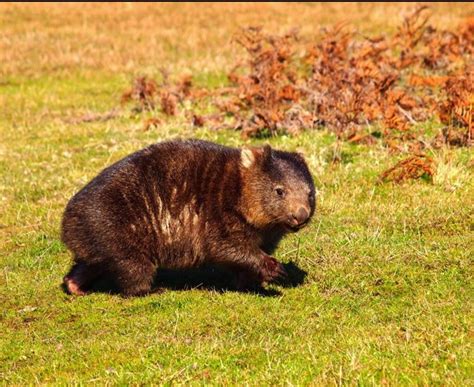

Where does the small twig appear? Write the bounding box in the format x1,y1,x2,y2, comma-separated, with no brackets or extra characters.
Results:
396,103,417,125
66,107,121,124
296,237,301,261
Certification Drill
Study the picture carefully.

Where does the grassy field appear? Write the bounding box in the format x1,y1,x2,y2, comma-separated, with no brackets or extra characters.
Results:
1,3,473,385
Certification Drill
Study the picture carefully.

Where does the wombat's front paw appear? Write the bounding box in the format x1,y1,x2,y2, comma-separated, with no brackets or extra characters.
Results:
235,270,261,291
260,255,287,283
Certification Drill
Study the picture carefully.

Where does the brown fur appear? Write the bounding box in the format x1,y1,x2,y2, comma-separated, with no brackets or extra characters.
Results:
61,139,316,296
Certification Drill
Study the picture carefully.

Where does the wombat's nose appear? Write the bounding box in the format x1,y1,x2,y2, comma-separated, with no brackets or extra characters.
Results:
292,207,309,225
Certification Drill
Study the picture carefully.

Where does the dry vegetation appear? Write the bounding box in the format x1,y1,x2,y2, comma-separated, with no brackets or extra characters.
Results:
119,5,473,182
0,2,471,76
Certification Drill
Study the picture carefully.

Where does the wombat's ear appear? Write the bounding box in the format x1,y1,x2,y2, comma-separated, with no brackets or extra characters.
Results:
241,145,272,168
241,147,256,168
294,151,306,163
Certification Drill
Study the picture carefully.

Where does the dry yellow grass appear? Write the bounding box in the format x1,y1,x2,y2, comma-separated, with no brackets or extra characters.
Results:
1,2,473,77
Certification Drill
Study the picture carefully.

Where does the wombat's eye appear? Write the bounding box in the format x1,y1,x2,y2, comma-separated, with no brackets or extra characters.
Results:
275,187,285,197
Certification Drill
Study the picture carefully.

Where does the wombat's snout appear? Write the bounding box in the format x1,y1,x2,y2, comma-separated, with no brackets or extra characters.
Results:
290,207,310,227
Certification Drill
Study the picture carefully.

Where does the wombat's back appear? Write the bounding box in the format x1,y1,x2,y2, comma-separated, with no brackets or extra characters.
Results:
61,139,242,269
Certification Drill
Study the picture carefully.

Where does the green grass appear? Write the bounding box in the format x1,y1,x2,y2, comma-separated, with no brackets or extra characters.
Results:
1,69,472,385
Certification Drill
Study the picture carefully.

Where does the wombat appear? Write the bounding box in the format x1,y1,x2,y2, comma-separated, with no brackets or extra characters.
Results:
61,139,315,296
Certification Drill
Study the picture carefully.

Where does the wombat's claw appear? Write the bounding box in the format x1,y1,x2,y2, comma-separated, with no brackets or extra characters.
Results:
275,263,288,279
261,256,287,283
272,263,287,281
64,276,87,296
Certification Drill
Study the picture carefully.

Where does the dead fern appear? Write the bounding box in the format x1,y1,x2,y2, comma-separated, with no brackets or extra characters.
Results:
379,154,435,183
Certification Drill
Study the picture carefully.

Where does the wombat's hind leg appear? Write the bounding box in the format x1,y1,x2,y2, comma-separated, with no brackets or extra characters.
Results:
64,261,102,296
112,260,156,297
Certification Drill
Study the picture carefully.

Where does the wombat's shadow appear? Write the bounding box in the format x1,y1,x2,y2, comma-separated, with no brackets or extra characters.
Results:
155,261,307,296
64,261,307,297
